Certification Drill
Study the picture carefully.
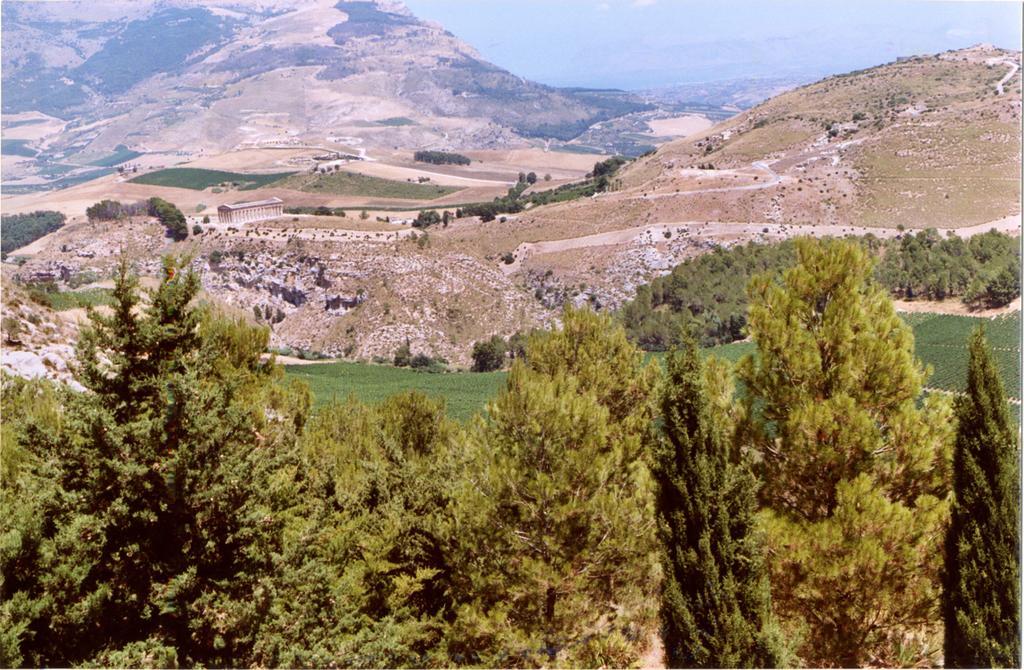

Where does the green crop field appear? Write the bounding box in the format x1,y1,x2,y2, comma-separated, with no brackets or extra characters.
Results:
284,312,1019,423
275,170,462,200
89,145,143,167
283,361,507,422
903,312,1020,402
130,168,295,191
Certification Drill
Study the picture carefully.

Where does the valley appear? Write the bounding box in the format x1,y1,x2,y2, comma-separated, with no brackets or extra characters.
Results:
1,5,1020,373
2,2,1022,668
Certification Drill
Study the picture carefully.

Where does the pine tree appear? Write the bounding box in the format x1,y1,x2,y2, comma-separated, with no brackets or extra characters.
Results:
654,342,780,668
943,327,1021,668
448,307,660,667
739,238,954,666
4,256,310,667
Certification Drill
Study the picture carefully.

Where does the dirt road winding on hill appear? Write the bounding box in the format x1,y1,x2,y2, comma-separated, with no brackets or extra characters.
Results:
993,59,1020,95
624,161,784,202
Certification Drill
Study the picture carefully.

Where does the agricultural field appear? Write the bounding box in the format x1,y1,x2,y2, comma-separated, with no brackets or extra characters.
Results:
129,167,295,191
1,138,36,157
274,170,463,200
283,360,507,422
284,312,1020,423
88,145,143,167
903,311,1020,401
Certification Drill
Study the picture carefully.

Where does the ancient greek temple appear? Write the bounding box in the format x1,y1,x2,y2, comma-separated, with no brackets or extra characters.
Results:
217,197,284,224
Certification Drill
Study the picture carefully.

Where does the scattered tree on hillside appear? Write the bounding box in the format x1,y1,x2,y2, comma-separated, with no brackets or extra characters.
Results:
393,340,412,367
86,199,126,222
147,197,188,241
943,327,1021,668
654,342,782,668
412,210,441,228
739,239,954,666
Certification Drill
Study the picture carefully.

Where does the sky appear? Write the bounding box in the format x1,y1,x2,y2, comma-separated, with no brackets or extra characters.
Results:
402,0,1023,90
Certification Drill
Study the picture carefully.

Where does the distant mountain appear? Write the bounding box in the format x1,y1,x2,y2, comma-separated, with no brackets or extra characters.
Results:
1,0,648,162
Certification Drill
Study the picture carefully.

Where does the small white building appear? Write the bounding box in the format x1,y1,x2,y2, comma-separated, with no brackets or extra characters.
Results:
217,197,284,224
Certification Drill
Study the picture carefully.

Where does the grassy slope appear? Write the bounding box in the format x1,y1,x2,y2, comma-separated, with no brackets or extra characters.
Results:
130,168,296,191
285,312,1020,422
618,50,1020,228
275,170,463,200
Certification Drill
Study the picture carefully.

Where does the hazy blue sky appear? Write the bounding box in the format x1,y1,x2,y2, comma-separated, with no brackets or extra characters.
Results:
402,0,1022,89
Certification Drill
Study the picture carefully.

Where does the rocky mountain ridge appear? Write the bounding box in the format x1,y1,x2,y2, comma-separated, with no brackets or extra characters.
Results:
1,0,647,175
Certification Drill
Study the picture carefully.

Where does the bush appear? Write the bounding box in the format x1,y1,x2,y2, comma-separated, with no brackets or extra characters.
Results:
471,335,507,372
192,225,203,236
412,210,441,228
393,341,412,367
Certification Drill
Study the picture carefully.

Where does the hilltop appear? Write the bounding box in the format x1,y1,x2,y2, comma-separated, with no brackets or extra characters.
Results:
1,0,651,187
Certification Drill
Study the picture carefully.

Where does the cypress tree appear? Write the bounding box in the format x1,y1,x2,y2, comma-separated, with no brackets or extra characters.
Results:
943,327,1021,668
654,342,779,668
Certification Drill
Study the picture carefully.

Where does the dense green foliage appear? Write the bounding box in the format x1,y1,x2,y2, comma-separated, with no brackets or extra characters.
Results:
283,312,1020,427
876,229,1021,307
28,286,114,311
148,197,188,240
412,210,442,228
0,257,311,667
130,168,295,191
470,335,508,372
654,344,781,667
621,241,797,348
943,329,1021,668
277,170,461,200
0,210,65,258
6,240,1018,668
284,206,348,217
87,199,131,222
740,239,953,667
456,157,629,221
413,150,471,166
905,312,1021,402
449,308,660,665
621,231,1021,349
